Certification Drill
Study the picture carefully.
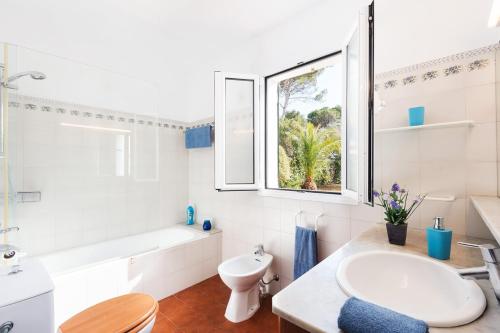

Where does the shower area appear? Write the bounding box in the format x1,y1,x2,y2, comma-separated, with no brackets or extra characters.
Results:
0,42,189,255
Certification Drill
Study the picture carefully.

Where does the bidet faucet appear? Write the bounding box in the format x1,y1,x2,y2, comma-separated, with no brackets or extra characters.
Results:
254,244,264,256
457,241,500,301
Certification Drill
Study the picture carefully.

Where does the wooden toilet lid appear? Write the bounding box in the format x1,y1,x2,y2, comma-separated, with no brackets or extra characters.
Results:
59,293,158,333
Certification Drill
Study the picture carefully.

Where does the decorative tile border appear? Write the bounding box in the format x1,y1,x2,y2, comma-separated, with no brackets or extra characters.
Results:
7,94,189,131
187,117,215,130
375,43,499,90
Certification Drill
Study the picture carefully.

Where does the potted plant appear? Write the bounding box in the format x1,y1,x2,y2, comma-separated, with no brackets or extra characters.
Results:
373,183,426,246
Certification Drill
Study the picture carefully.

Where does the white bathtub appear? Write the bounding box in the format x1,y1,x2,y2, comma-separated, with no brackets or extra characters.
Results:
38,225,221,329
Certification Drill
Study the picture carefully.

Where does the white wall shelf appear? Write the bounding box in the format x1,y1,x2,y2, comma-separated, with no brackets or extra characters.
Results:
424,195,456,202
375,120,474,134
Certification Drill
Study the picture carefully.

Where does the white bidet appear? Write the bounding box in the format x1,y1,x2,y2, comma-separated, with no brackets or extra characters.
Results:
218,251,273,323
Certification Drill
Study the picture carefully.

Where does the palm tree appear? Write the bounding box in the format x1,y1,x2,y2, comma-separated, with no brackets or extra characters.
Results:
297,123,339,190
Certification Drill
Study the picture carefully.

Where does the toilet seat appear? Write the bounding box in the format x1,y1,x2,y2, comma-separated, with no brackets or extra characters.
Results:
59,293,158,333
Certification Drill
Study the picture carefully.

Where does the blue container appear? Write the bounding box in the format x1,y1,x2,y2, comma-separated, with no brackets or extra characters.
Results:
408,106,425,126
202,219,212,231
426,227,452,260
186,205,195,225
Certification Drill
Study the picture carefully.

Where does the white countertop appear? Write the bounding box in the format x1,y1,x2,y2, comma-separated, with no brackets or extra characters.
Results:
272,225,500,333
470,196,500,244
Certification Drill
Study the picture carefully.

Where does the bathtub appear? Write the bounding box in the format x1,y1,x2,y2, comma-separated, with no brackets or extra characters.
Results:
37,225,221,329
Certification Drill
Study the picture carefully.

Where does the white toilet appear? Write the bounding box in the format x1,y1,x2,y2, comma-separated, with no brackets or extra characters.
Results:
218,246,273,323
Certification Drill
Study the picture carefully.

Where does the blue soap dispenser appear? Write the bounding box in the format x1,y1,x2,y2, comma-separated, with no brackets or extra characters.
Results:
426,217,452,260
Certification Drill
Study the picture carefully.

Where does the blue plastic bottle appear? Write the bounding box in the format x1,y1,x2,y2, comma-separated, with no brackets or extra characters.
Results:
186,204,195,225
426,217,452,260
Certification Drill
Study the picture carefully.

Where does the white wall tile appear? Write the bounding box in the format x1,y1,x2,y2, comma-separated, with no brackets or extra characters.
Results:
465,84,496,123
466,162,498,196
420,162,466,198
419,127,467,162
467,122,497,162
13,99,188,255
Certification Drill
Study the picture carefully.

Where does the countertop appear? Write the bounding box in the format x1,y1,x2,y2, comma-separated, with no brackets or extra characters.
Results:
272,224,500,332
470,196,500,245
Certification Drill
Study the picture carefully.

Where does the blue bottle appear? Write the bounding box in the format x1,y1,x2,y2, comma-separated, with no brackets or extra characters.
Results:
426,217,452,260
186,204,195,225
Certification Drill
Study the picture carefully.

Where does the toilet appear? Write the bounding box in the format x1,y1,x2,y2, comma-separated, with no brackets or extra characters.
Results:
58,293,158,333
218,251,273,323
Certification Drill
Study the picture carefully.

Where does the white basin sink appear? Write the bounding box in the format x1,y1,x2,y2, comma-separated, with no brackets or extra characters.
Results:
336,251,486,327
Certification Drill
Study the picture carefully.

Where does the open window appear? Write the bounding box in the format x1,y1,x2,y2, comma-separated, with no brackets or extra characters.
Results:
214,3,374,204
214,72,260,191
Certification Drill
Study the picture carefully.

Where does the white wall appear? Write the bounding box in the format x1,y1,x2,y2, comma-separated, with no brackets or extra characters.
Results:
375,0,499,72
374,47,498,239
8,95,188,255
3,44,159,117
186,0,499,121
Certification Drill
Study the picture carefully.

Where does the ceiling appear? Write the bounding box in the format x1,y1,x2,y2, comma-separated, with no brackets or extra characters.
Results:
0,0,326,65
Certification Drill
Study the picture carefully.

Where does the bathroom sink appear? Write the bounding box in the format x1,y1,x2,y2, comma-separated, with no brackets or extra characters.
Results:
336,251,486,327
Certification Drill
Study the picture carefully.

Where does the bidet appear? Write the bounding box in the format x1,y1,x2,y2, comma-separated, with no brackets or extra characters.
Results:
218,246,273,322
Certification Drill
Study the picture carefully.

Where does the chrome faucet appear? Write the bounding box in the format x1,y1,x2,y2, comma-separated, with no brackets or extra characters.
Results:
254,244,265,256
457,242,500,301
0,226,20,253
0,226,19,234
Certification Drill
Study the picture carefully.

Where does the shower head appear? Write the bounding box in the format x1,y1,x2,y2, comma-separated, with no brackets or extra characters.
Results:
6,71,46,84
1,70,46,89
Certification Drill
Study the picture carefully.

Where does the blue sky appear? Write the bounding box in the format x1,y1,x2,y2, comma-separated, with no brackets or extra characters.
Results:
286,64,342,116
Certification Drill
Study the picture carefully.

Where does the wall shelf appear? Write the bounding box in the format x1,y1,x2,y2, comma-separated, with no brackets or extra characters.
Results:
375,120,474,134
424,195,456,202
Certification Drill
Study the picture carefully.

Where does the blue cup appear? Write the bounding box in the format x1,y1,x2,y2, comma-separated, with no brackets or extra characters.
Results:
408,106,425,126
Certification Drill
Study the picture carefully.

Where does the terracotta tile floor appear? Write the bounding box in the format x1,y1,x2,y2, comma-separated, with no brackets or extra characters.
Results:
152,275,279,333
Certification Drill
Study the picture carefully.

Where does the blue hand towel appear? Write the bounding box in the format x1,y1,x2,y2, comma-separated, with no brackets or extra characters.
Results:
293,226,318,280
338,297,428,333
185,126,212,149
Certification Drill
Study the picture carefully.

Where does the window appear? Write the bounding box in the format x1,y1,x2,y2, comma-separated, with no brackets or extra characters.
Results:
215,3,373,204
265,53,342,194
214,72,260,191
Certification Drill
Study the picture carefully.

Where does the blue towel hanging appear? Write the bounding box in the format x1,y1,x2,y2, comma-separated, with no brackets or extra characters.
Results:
338,297,429,333
293,225,318,280
185,126,212,149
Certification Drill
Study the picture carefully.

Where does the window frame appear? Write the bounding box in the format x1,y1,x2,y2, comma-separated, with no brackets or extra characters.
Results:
214,2,374,205
214,71,261,191
263,50,344,197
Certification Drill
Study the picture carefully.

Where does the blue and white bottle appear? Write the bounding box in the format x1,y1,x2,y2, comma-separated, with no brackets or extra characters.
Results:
186,204,195,225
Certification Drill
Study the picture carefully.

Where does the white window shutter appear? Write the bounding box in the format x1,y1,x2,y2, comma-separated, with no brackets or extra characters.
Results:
214,72,261,191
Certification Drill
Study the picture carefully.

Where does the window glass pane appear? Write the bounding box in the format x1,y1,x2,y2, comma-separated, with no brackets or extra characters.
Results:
267,54,342,193
225,78,254,184
346,28,359,191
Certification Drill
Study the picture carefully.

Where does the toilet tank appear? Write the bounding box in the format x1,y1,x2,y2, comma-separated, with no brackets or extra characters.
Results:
0,258,54,333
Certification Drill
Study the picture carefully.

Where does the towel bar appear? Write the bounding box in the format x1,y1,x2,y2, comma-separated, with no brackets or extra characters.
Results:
295,210,323,232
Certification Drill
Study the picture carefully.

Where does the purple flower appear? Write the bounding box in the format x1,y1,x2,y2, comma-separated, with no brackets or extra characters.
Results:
390,200,401,209
383,194,390,200
373,190,380,197
391,183,400,192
